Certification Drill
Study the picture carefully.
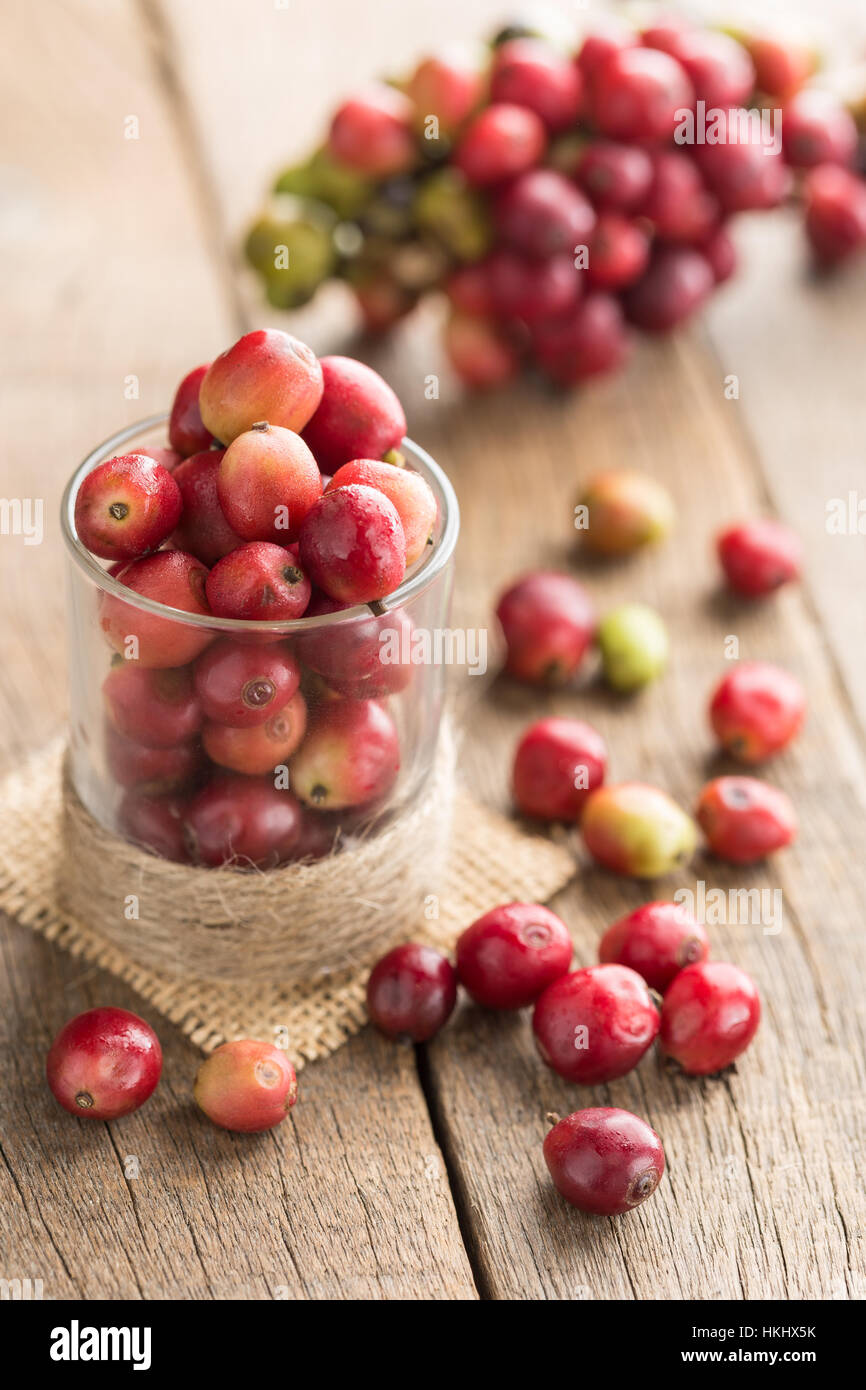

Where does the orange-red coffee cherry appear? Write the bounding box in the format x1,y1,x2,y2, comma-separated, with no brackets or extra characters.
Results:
660,960,760,1074
598,901,709,992
544,1108,665,1215
366,943,457,1042
456,903,573,1009
532,964,660,1084
194,1039,298,1132
696,776,797,863
709,662,805,763
46,1007,162,1120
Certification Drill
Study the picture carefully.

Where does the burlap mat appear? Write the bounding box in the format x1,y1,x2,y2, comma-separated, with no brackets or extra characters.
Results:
0,740,576,1068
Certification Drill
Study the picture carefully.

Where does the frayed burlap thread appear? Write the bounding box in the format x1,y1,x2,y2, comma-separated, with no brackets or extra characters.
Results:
0,739,576,1068
58,725,459,986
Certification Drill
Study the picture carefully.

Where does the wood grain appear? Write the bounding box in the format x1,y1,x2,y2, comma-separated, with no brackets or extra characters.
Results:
1,0,864,1301
0,0,475,1302
140,0,866,1300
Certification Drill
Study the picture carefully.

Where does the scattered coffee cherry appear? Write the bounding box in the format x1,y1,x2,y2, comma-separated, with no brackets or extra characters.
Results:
533,292,632,383
456,903,572,1010
168,363,213,456
301,355,407,473
193,639,300,728
444,310,521,388
575,140,654,213
327,86,416,178
590,46,694,143
709,662,805,764
717,519,802,597
290,699,400,810
194,1039,298,1132
623,244,715,332
803,163,866,264
782,90,858,170
598,901,709,993
299,484,406,604
205,542,311,622
490,39,582,133
203,692,307,775
199,328,324,444
544,1108,665,1216
660,960,760,1074
578,468,674,556
512,716,607,822
494,168,596,259
597,602,669,692
119,789,190,861
326,458,437,566
171,449,243,566
184,775,303,867
217,422,322,544
46,1007,162,1120
106,724,202,796
100,551,213,668
405,48,486,137
695,776,797,863
582,782,697,878
454,102,547,186
496,571,596,685
103,663,202,748
366,943,457,1041
74,453,182,562
533,964,660,1084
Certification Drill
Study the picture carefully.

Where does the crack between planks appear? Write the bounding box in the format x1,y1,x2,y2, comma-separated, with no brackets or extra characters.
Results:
414,1043,492,1301
135,0,248,336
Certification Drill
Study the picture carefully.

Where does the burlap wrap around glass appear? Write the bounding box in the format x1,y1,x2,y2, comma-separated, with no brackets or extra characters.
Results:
0,736,576,1069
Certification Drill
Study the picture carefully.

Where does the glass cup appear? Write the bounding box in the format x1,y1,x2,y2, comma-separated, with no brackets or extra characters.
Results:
60,414,459,871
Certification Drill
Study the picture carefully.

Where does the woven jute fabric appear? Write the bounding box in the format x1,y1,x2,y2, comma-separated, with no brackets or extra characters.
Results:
58,724,459,986
0,738,576,1069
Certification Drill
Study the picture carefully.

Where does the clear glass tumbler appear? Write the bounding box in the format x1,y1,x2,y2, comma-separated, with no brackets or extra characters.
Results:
60,414,459,872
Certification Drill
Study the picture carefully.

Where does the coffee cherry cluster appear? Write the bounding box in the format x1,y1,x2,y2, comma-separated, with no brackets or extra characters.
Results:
74,328,440,868
362,455,804,1216
366,892,761,1215
244,13,866,389
496,466,803,869
45,1007,297,1133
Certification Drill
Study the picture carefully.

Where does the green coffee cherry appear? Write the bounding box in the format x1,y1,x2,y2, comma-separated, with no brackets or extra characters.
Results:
274,150,372,220
598,603,669,692
412,168,492,262
245,200,338,309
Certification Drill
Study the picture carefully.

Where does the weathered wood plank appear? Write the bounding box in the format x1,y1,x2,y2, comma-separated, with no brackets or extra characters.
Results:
0,0,476,1301
161,0,866,1300
702,210,866,729
419,333,866,1299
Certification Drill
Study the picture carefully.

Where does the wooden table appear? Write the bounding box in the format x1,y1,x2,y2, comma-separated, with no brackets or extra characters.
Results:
1,0,864,1301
